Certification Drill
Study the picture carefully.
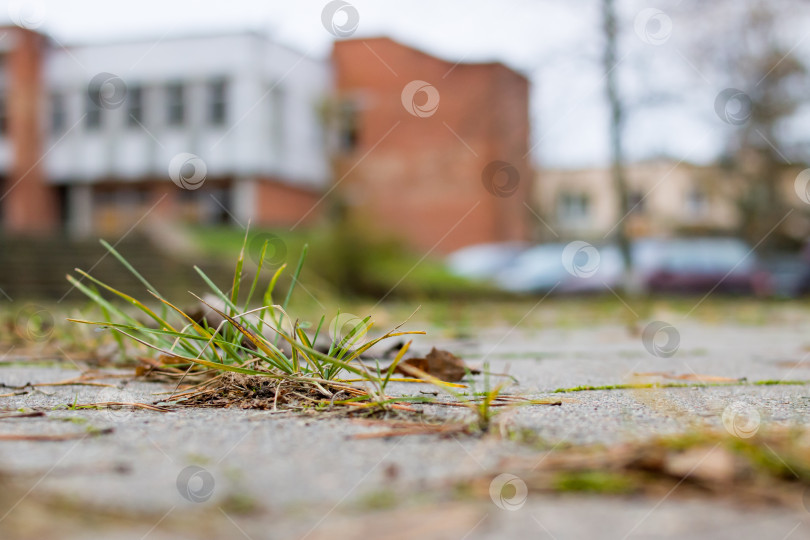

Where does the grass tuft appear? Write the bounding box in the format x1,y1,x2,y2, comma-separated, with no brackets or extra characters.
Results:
67,232,425,411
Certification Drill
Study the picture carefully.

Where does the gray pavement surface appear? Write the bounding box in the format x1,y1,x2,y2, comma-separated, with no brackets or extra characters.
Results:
2,320,810,539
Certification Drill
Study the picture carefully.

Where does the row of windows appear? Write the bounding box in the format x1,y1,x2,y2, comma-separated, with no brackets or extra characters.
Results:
51,79,229,133
557,188,710,225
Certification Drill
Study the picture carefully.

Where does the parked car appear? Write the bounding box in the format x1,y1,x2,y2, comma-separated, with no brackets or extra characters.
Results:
759,255,807,298
445,241,529,281
643,237,767,295
486,237,768,296
492,243,569,293
493,242,629,294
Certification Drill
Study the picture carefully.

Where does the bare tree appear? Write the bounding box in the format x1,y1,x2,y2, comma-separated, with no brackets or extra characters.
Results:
682,0,809,248
601,0,635,291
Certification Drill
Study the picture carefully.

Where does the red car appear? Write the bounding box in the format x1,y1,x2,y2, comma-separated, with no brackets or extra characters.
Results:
644,238,768,295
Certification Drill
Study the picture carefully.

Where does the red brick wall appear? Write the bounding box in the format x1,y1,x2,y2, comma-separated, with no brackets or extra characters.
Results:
332,37,532,254
1,27,57,234
254,178,322,227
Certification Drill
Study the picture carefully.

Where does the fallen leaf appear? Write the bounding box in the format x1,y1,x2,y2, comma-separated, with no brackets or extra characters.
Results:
395,348,479,382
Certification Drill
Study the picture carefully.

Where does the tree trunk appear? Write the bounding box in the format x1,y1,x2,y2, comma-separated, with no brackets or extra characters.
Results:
601,0,635,293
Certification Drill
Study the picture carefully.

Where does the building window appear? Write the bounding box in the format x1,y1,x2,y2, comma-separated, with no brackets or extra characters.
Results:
51,93,67,133
127,85,143,127
166,83,185,126
207,79,227,125
85,88,102,130
627,191,645,213
686,186,709,217
337,100,359,153
558,193,590,225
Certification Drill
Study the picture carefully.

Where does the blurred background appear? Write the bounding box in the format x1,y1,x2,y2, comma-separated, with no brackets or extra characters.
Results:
1,0,810,304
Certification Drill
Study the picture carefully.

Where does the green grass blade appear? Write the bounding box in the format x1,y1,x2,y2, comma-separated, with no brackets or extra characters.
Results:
383,340,411,391
96,286,127,362
99,239,167,319
74,270,174,330
230,228,250,310
260,263,287,334
195,294,294,373
244,240,269,311
99,239,163,299
194,266,240,314
312,315,325,345
281,244,307,312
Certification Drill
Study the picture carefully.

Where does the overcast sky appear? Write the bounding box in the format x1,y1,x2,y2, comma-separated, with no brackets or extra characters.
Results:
2,0,808,169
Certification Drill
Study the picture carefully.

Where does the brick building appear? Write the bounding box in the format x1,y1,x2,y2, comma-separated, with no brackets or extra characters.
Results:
0,29,533,253
331,37,532,253
0,26,58,234
0,27,330,238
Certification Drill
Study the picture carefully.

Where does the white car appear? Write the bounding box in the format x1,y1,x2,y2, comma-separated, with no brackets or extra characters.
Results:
493,243,570,293
445,242,529,281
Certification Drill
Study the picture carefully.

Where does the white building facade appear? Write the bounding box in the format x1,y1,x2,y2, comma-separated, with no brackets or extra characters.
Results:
41,31,331,236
